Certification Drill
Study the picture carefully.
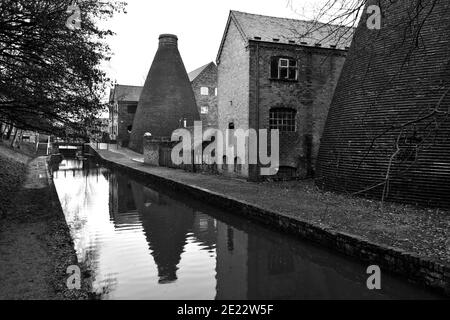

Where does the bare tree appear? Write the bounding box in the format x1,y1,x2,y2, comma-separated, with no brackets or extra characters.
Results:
0,0,126,139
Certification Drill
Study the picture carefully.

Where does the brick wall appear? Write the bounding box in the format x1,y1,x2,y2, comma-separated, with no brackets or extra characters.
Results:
191,63,218,127
217,19,251,178
117,102,137,147
316,0,450,208
248,42,346,180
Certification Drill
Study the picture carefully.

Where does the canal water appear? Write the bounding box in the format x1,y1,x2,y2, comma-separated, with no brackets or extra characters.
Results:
52,159,441,299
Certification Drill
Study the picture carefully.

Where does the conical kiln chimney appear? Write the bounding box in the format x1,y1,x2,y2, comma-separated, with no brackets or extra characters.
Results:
316,0,450,208
129,34,200,153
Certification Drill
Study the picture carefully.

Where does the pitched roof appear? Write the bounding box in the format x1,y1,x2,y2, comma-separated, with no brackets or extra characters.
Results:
188,62,216,81
110,84,143,102
217,10,354,62
110,62,215,102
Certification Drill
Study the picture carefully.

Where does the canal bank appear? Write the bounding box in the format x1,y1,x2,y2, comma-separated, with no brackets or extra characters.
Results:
90,145,450,297
0,145,91,299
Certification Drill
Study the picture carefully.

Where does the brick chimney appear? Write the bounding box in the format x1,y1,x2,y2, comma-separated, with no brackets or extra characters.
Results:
158,34,178,47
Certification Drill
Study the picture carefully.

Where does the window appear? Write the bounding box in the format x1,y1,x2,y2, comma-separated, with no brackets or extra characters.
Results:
214,88,218,96
200,87,209,95
269,108,296,132
270,57,298,80
201,106,208,114
179,118,187,128
127,104,137,114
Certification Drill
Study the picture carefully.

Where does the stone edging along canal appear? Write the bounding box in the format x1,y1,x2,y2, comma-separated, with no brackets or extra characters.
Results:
90,147,450,297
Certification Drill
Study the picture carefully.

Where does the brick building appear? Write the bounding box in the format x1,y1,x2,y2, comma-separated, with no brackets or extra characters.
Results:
316,0,450,208
188,62,218,127
216,11,353,180
109,63,217,147
109,84,143,146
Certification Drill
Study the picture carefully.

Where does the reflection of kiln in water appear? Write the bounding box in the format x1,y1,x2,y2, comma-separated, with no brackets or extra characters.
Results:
106,172,440,299
130,181,196,284
111,175,217,285
126,179,378,298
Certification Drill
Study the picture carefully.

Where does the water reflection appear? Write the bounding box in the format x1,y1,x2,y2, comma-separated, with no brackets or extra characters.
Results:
52,159,441,300
131,181,196,284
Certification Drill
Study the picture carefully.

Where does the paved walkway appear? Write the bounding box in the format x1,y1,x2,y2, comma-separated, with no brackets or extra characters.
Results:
0,157,53,299
93,146,450,268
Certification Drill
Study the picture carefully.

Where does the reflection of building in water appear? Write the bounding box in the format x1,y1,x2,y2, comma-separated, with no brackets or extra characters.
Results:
130,182,195,284
246,232,331,299
214,215,381,299
108,171,138,225
214,219,337,299
215,222,248,300
248,235,296,299
191,212,216,250
244,226,388,299
52,159,85,179
51,159,109,181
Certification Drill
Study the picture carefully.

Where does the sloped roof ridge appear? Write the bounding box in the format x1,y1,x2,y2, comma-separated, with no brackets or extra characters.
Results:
230,10,353,30
188,61,215,81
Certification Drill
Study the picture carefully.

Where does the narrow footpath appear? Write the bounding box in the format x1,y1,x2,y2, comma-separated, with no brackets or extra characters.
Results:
92,145,450,296
0,151,89,299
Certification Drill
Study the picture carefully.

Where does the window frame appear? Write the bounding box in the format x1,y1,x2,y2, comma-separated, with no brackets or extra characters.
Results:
127,103,137,114
269,108,297,132
271,57,298,81
200,87,209,95
200,106,209,114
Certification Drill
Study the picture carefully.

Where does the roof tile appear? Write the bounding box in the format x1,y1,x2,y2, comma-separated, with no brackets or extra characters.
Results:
231,10,354,50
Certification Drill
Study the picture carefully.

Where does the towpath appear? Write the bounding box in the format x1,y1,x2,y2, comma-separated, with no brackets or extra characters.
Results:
0,149,90,299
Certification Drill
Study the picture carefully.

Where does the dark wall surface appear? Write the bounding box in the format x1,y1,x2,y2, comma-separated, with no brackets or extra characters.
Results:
316,0,450,208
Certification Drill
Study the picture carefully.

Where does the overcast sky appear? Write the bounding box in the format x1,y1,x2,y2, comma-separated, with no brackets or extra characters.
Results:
101,0,326,87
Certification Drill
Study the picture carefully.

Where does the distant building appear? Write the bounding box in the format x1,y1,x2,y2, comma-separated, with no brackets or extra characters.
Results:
109,62,217,147
188,62,218,127
20,130,39,143
108,85,143,146
216,11,353,181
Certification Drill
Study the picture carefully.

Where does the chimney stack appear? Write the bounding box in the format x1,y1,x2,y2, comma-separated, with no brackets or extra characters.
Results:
158,34,178,47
